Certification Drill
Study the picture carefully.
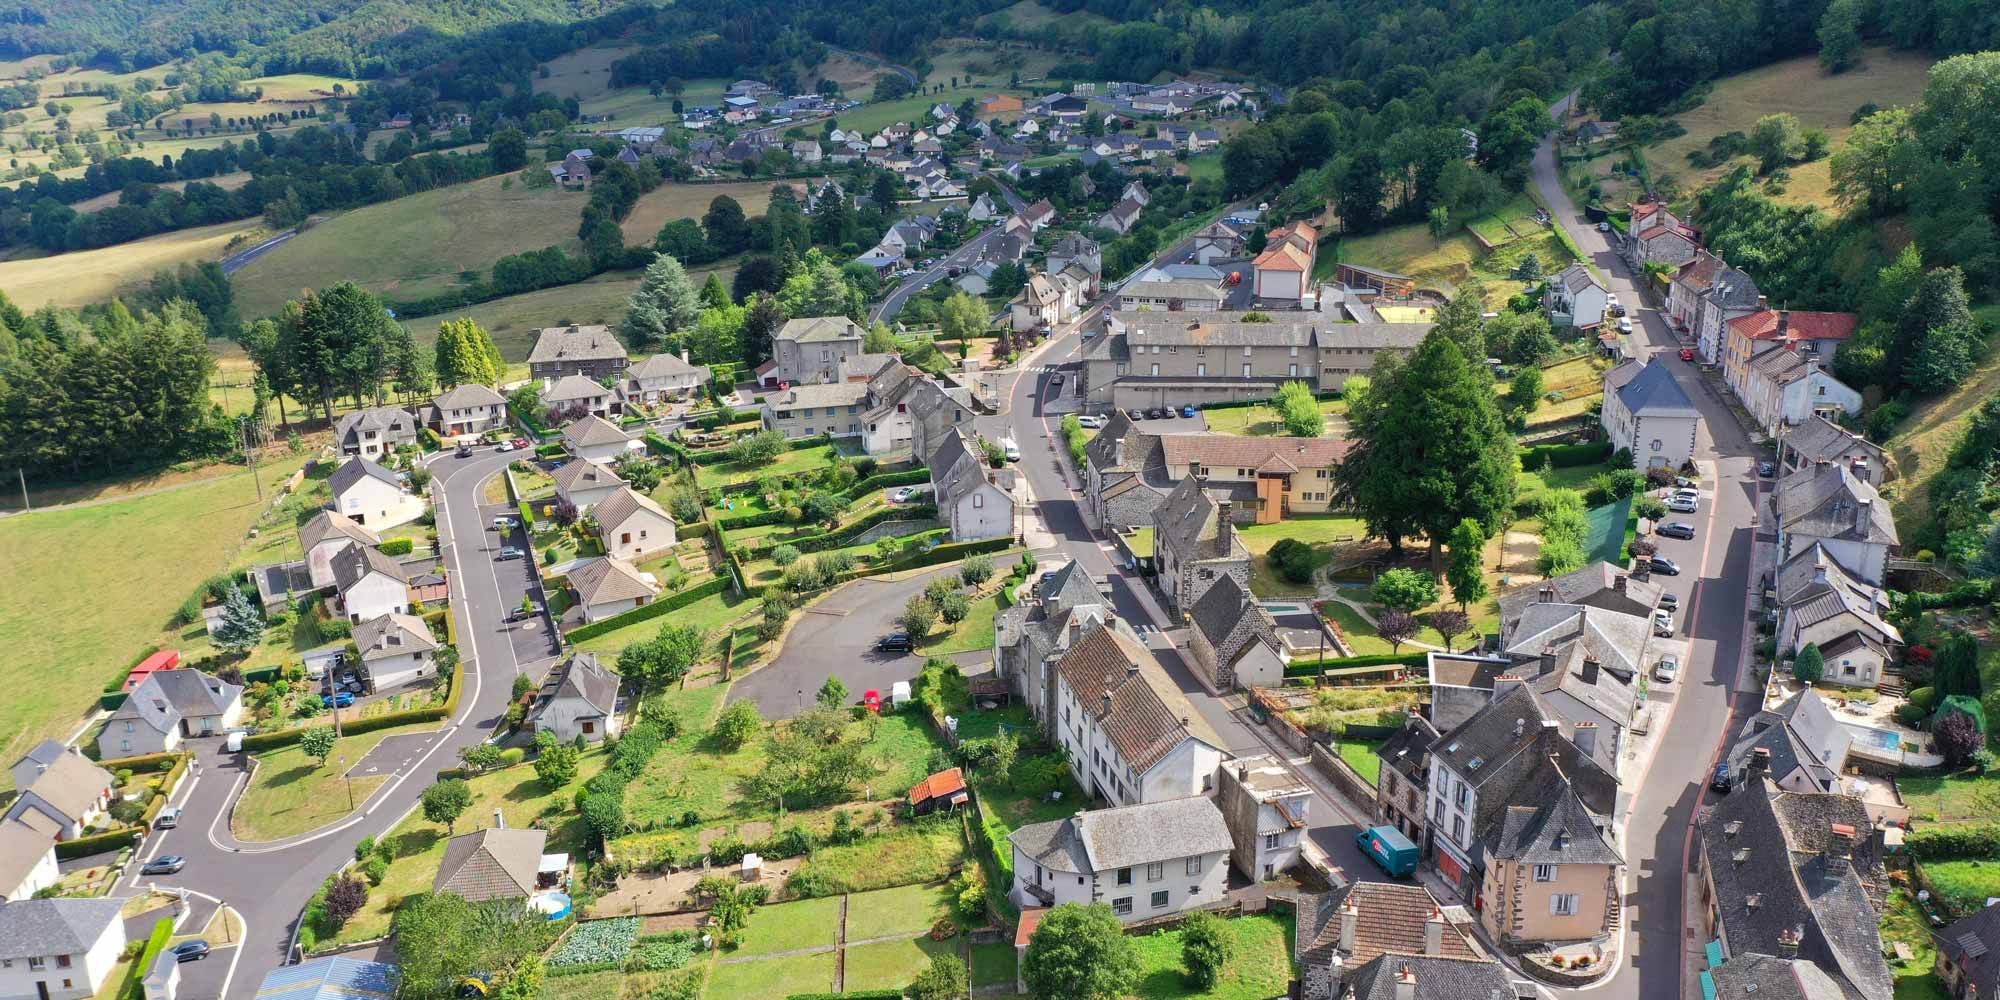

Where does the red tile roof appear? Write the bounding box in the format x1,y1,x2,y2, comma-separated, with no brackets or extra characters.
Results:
1728,309,1859,343
1015,906,1047,947
908,767,968,805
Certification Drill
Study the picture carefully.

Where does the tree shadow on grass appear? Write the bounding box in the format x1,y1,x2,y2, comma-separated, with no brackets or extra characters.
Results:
386,827,443,860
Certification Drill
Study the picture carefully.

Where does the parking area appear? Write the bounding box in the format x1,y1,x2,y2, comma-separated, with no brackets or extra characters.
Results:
343,731,446,781
479,502,562,665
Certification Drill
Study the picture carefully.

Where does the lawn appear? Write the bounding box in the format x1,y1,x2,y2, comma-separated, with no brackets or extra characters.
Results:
969,940,1018,989
232,721,440,842
575,586,757,658
734,895,842,956
1322,600,1398,656
917,591,1002,654
1338,218,1575,309
1882,885,1950,1000
0,452,309,785
330,750,610,946
796,819,968,895
0,217,266,309
697,444,844,487
705,950,835,998
1921,860,2000,920
842,936,958,991
1898,769,2000,825
844,882,953,937
1128,912,1294,1000
1236,514,1366,598
1885,326,2000,538
1337,738,1386,784
953,704,1033,744
1202,398,1348,437
623,181,785,244
232,172,593,317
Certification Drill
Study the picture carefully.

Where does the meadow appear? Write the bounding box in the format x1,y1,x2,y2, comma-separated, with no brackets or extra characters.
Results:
0,217,265,309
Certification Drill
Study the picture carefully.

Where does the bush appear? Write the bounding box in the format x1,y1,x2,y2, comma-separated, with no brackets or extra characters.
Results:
380,538,415,557
771,544,802,566
1910,686,1940,713
1268,538,1318,584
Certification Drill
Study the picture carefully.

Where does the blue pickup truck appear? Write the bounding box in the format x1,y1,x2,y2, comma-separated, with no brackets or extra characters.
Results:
1356,824,1420,878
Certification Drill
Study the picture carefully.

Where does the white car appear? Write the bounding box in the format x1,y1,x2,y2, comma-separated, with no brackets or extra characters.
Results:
1617,317,1633,333
1654,656,1679,683
1666,495,1699,514
1074,414,1106,429
1652,609,1675,637
890,486,931,503
1001,437,1022,462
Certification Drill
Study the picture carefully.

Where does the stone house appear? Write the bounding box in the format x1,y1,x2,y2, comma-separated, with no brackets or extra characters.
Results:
1618,202,1698,272
1373,713,1440,844
1600,357,1701,471
333,406,420,460
1051,621,1225,806
1081,412,1170,529
1772,461,1898,586
1185,575,1284,692
1152,477,1251,617
1007,795,1234,920
1215,755,1310,880
1295,881,1516,1000
761,316,868,386
528,325,629,382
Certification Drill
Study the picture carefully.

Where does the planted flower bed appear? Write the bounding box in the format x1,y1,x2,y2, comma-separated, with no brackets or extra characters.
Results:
548,916,641,973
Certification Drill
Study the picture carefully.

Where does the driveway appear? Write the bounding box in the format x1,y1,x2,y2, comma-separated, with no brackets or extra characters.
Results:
728,565,987,717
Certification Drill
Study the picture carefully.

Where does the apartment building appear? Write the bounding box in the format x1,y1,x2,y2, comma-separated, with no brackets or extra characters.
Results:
1083,305,1428,411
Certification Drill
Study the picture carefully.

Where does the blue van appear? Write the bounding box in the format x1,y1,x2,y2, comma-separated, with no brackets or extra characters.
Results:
1356,824,1420,878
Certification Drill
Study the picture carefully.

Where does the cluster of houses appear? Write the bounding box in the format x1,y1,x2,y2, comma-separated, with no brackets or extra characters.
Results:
681,79,854,128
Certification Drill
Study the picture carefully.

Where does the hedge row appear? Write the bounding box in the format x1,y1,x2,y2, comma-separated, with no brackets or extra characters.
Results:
380,537,415,557
566,577,731,643
240,661,466,753
1520,440,1613,469
547,961,623,978
747,505,939,556
1907,823,2000,862
101,751,185,773
120,914,177,1000
56,826,140,860
141,754,193,824
713,467,929,531
1900,580,1997,613
833,537,1014,583
1283,652,1429,678
787,992,904,1000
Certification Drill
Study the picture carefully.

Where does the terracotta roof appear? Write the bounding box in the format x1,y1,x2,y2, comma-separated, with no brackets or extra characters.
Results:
1299,881,1479,972
1729,309,1859,344
1158,433,1349,471
1253,241,1312,272
1055,623,1221,772
908,767,967,806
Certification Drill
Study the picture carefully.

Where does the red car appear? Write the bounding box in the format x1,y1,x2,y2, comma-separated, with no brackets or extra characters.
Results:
510,437,532,450
1679,348,1696,362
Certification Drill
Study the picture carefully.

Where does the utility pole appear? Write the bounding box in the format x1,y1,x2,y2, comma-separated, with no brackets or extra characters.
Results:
241,421,263,501
16,469,26,513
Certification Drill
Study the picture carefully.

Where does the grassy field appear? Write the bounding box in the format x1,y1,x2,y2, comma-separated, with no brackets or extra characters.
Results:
532,45,643,101
1637,47,1934,208
1337,738,1385,783
923,36,1067,87
1202,398,1349,437
1236,514,1367,598
735,895,841,956
0,217,266,309
623,181,785,244
232,173,593,317
232,721,438,842
71,171,254,213
1337,196,1572,307
433,265,735,368
705,951,835,998
0,452,308,784
1128,912,1294,1000
1884,325,2000,538
1883,885,1951,1000
842,937,957,992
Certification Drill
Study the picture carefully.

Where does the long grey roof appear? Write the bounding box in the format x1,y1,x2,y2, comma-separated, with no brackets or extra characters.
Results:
529,325,627,365
1040,560,1103,615
328,456,402,496
431,383,505,409
108,670,242,738
1009,795,1232,874
1497,562,1660,638
1774,462,1898,547
435,827,546,901
544,374,610,403
552,456,625,496
1705,953,1853,1000
1935,903,2000,1000
562,414,631,448
1726,689,1851,792
332,406,417,442
628,353,710,380
1778,415,1883,471
1345,954,1521,1000
331,541,408,591
1607,357,1698,417
0,898,124,959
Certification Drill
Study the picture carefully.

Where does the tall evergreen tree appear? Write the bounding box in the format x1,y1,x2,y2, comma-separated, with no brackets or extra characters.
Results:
741,293,785,366
212,584,264,654
433,318,500,388
624,254,703,349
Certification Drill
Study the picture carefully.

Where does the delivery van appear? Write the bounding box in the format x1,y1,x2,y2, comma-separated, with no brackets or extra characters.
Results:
1356,824,1420,878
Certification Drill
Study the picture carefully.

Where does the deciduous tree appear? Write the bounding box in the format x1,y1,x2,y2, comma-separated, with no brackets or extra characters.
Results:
1021,903,1139,1000
421,778,471,832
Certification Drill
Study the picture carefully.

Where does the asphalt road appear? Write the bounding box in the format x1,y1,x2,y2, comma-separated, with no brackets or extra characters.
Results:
118,446,553,999
219,231,299,275
871,225,1011,324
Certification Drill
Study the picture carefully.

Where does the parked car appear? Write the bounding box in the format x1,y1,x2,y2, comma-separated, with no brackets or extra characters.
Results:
1658,521,1696,540
1047,373,1066,391
155,807,182,830
322,692,355,708
1658,591,1680,610
1654,656,1680,684
1679,347,1695,362
173,941,212,963
1758,461,1778,478
1126,409,1146,421
1652,609,1675,636
1074,414,1106,429
890,486,928,503
1355,825,1419,878
1666,495,1699,514
1648,556,1682,576
492,516,518,531
876,633,913,653
1001,437,1022,461
1675,476,1698,489
1710,762,1734,793
1617,317,1633,334
494,441,514,452
1145,407,1168,419
1180,405,1197,418
141,856,186,876
497,546,525,561
510,437,531,450
455,444,474,458
1607,299,1625,317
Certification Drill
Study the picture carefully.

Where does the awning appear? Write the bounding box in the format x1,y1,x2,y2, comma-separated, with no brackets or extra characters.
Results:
1699,970,1717,1000
538,853,569,874
1704,939,1723,969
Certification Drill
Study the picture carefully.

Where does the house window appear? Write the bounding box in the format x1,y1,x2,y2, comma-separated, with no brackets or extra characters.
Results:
28,957,44,970
1451,816,1465,842
973,494,984,509
1650,439,1664,452
1551,894,1579,916
1112,897,1133,915
125,721,134,733
1455,783,1469,808
1289,364,1298,377
1117,867,1133,885
1151,364,1161,376
1151,890,1170,908
1241,363,1252,377
1265,833,1280,849
55,956,69,969
1186,856,1202,876
1147,862,1163,882
582,721,595,734
1533,864,1557,882
1197,364,1206,376
1386,774,1398,796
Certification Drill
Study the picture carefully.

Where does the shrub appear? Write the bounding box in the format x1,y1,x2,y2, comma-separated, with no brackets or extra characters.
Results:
714,700,762,750
1269,537,1318,584
323,874,368,931
771,544,802,566
380,538,415,556
362,856,390,886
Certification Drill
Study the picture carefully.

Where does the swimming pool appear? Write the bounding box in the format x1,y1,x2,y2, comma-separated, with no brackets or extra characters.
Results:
1844,724,1902,752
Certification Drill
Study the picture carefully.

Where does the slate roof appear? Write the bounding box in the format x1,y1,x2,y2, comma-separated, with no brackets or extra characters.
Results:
1158,434,1350,472
0,814,57,897
1555,263,1603,294
434,827,546,901
1725,689,1852,793
431,383,505,409
353,613,438,661
544,374,610,404
1008,794,1232,874
1188,575,1279,671
562,415,631,449
552,456,626,496
1606,357,1698,418
592,487,673,534
529,325,627,365
1935,903,2000,1000
254,956,403,1000
569,557,658,606
1055,622,1221,772
769,381,868,409
551,651,620,716
331,541,408,591
1343,955,1520,1000
778,316,866,344
1774,543,1888,619
1041,560,1103,614
628,353,710,380
328,456,402,496
1431,684,1616,820
1081,411,1160,473
1115,312,1316,348
1778,416,1884,472
1774,462,1898,547
1154,475,1250,565
1298,880,1480,972
16,739,67,772
107,670,242,740
1705,953,1854,1000
1487,772,1622,866
1502,603,1648,735
1376,713,1440,789
1497,562,1660,637
0,898,124,960
332,406,417,443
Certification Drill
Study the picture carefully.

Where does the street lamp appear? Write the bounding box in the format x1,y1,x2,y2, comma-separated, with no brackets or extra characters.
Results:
340,755,353,810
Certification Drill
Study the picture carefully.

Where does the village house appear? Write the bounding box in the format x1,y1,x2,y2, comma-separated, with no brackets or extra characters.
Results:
330,456,424,529
1082,412,1170,529
1215,754,1310,880
550,149,593,187
566,557,661,624
622,352,710,405
1723,688,1854,796
1776,415,1886,486
1022,199,1058,229
352,613,439,691
1047,232,1103,297
1186,576,1285,691
1772,460,1898,586
1723,309,1858,403
551,456,626,513
907,376,977,466
1190,219,1247,264
928,428,1018,542
1618,201,1699,272
1153,477,1253,617
1007,794,1235,920
1052,621,1226,805
788,139,822,164
561,415,636,464
1739,344,1863,438
967,192,1003,221
0,813,59,900
1772,543,1900,688
1115,277,1225,313
592,487,677,562
1296,880,1519,1000
6,744,113,839
1931,898,2000,1000
1668,252,1763,364
332,541,411,623
981,94,1024,115
434,826,548,902
0,898,127,1000
994,561,1112,729
1600,357,1701,471
528,325,629,382
762,381,869,440
528,653,622,743
1490,601,1649,773
1158,434,1349,522
1543,263,1610,330
857,362,924,455
333,406,420,460
1478,767,1624,947
423,384,507,437
1373,713,1441,845
1705,953,1870,1000
761,316,868,386
544,374,619,420
1010,271,1088,333
1494,562,1663,641
1694,768,1891,1000
299,512,381,589
1096,198,1144,235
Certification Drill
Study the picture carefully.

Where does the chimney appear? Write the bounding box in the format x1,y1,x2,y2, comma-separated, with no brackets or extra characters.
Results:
1513,717,1526,739
1128,661,1141,678
1100,690,1113,717
1424,908,1445,956
494,808,505,829
1539,646,1559,678
1750,746,1771,774
1538,582,1558,605
1826,822,1855,860
1492,674,1529,700
1539,719,1562,752
1337,897,1359,954
1113,434,1127,468
1777,310,1791,339
1395,964,1417,1000
1580,657,1601,685
1778,924,1802,957
1857,497,1872,534
1573,721,1597,759
1612,574,1628,595
1757,295,1769,311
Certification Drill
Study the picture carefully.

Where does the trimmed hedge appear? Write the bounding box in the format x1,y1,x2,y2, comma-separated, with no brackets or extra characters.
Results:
834,537,1014,583
1283,652,1428,678
56,826,141,860
103,644,163,694
787,992,905,1000
100,751,185,773
121,914,176,1000
761,505,939,555
380,538,415,556
1908,823,2000,862
566,577,731,643
244,664,287,685
1520,440,1613,469
140,754,191,824
241,661,465,753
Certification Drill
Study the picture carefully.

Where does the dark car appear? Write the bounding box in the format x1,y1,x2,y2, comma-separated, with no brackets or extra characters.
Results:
1145,407,1169,419
173,941,212,963
876,633,913,653
1648,556,1682,576
1126,409,1146,421
141,856,186,876
1758,461,1777,478
1710,762,1734,793
1658,522,1696,540
1048,373,1066,391
455,444,474,458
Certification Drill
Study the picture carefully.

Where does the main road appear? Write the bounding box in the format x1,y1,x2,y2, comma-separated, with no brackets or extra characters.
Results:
123,446,557,1000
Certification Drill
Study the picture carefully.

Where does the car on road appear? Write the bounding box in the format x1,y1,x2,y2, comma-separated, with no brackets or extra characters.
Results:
1666,495,1699,514
890,486,930,503
1074,414,1106,429
494,440,514,452
1710,762,1734,793
1179,405,1196,418
1658,591,1679,611
1679,347,1695,361
1654,656,1679,684
155,807,181,830
492,516,518,531
510,437,531,450
1047,373,1065,391
876,633,913,653
1658,521,1696,540
322,692,355,708
1652,609,1675,636
497,546,525,560
141,856,186,876
173,941,212,963
1648,556,1682,576
1758,461,1777,478
1617,316,1633,333
1001,437,1021,461
455,444,474,458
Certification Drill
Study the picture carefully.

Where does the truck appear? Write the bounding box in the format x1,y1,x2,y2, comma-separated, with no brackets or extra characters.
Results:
1356,824,1420,878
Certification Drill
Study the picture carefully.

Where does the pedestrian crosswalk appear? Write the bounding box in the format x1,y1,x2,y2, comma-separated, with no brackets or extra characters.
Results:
1025,365,1069,374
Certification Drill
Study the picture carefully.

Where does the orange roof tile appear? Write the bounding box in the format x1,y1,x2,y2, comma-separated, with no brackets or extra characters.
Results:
1728,309,1859,343
1254,242,1311,272
908,767,968,805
